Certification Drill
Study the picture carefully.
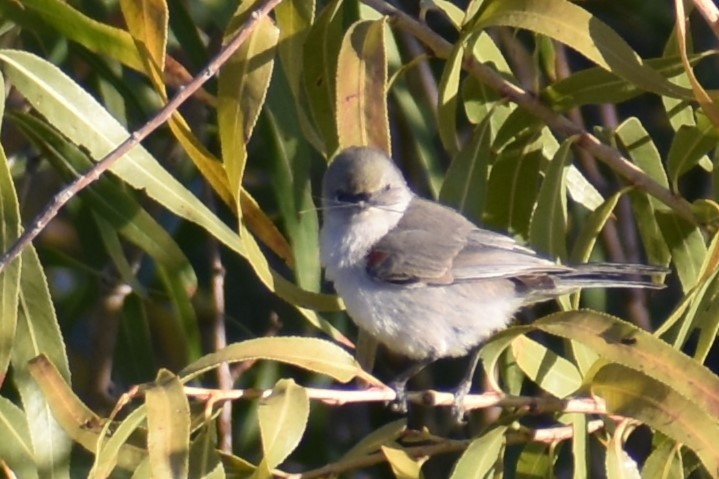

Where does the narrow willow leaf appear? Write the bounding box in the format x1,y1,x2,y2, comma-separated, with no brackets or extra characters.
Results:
449,426,506,478
219,8,278,203
534,311,719,421
304,0,344,154
543,54,713,112
426,0,464,29
146,370,190,479
570,413,588,479
667,117,719,191
265,74,321,291
437,38,464,154
516,442,553,478
336,18,390,152
340,419,406,461
0,0,144,71
511,335,582,398
119,0,168,89
566,165,604,212
382,446,425,479
590,364,719,476
0,121,21,382
26,355,145,470
641,438,683,479
473,0,691,99
188,427,225,479
274,0,322,151
0,397,38,479
254,379,309,477
484,142,543,236
480,325,532,392
655,209,706,293
529,138,573,259
440,112,493,225
570,190,624,265
90,405,148,478
13,248,72,479
614,118,672,267
179,337,369,384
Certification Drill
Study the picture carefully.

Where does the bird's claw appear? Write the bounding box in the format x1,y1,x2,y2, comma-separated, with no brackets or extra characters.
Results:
451,381,472,424
389,381,408,414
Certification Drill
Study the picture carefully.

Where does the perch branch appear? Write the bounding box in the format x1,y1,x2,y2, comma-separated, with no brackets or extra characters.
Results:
0,0,283,274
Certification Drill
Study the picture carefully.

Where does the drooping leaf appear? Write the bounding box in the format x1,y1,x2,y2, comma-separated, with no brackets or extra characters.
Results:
511,335,582,398
590,364,719,476
146,369,190,479
0,397,38,479
254,379,309,477
450,426,506,478
336,18,390,153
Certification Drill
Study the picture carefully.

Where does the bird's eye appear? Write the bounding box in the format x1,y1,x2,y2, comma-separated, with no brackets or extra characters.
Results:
335,191,370,204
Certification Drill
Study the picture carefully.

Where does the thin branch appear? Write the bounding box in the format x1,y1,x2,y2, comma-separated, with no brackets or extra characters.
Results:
279,419,605,478
361,0,697,224
692,0,719,41
182,385,608,415
0,0,284,274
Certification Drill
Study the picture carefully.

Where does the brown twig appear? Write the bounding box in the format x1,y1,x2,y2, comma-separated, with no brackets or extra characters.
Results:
278,419,605,478
360,0,696,224
0,0,284,274
182,385,608,415
692,0,719,41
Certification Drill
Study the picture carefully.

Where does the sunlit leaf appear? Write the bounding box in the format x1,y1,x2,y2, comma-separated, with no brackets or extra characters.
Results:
511,335,582,398
0,397,38,479
146,370,190,479
254,379,309,477
450,426,506,478
590,364,719,476
382,446,426,479
336,18,390,153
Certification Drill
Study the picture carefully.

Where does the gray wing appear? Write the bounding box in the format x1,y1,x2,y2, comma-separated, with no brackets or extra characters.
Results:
367,198,571,285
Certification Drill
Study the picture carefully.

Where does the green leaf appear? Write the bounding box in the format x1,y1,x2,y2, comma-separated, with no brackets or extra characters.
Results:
570,413,588,479
265,74,321,292
437,38,464,154
450,426,506,478
614,118,672,268
146,370,190,479
13,248,72,479
303,0,344,155
0,119,21,382
336,18,390,152
529,137,574,259
516,442,553,478
382,446,425,479
590,364,719,476
511,335,582,398
179,337,369,385
119,0,168,89
0,397,38,479
655,210,706,293
440,111,494,225
667,116,719,191
641,438,683,479
606,435,641,479
254,379,309,478
90,405,148,478
484,140,543,236
570,190,624,265
0,0,144,71
188,427,225,479
340,419,406,461
219,6,278,204
472,0,691,99
533,311,719,421
26,355,144,470
543,54,712,112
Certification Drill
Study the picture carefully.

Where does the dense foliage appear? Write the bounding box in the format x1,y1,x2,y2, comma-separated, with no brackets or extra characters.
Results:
0,0,718,477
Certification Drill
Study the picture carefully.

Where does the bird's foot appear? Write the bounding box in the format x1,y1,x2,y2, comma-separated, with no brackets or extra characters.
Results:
389,380,408,414
451,380,472,424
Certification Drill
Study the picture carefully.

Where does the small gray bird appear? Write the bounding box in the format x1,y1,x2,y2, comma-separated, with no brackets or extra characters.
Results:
319,146,664,419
